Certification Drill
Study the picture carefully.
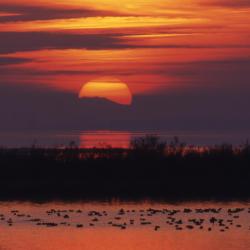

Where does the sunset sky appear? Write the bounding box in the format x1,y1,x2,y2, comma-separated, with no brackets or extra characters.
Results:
0,0,250,135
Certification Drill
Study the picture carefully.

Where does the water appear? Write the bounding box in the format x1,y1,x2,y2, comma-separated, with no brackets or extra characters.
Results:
0,130,250,148
0,202,249,250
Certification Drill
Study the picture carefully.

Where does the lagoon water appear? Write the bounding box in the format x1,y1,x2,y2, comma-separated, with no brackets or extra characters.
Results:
0,202,249,250
0,130,250,148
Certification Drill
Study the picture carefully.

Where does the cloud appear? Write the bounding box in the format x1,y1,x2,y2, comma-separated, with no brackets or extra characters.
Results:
0,79,249,134
1,31,249,55
0,4,121,22
202,0,250,8
0,32,126,54
163,58,250,85
0,56,33,65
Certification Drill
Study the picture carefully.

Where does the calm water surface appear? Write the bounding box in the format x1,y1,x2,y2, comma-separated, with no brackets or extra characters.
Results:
0,201,249,250
1,130,250,148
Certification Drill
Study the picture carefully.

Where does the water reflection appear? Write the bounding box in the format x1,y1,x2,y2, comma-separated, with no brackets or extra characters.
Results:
0,202,249,250
80,131,132,148
0,130,250,148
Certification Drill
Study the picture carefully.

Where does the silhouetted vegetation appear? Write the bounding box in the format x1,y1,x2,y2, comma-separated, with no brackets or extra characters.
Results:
0,135,250,202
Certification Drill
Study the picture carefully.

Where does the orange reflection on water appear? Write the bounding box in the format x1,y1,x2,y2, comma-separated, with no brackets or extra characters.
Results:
0,202,249,250
1,227,247,250
80,131,131,148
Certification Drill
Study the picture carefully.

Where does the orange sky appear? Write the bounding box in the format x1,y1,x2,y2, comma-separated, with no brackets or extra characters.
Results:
0,0,250,97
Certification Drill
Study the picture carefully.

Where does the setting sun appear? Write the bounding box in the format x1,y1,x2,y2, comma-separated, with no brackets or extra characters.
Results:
79,77,132,105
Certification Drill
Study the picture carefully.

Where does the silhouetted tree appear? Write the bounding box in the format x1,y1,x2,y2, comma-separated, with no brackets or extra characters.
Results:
130,135,166,158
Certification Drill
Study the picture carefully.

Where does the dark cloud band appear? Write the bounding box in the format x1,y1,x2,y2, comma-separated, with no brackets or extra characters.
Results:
0,4,122,22
202,0,250,8
0,56,33,65
0,31,249,55
0,32,126,54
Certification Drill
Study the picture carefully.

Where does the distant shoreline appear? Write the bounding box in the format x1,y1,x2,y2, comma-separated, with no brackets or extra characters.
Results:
0,129,249,148
0,136,250,202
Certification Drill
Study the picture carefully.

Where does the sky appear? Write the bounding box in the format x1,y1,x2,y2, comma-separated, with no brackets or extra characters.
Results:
0,0,250,137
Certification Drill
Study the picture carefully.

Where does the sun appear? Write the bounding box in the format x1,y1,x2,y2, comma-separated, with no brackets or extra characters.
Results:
79,77,132,105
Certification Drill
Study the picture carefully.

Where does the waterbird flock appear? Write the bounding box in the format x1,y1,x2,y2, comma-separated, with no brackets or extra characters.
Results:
0,207,249,232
